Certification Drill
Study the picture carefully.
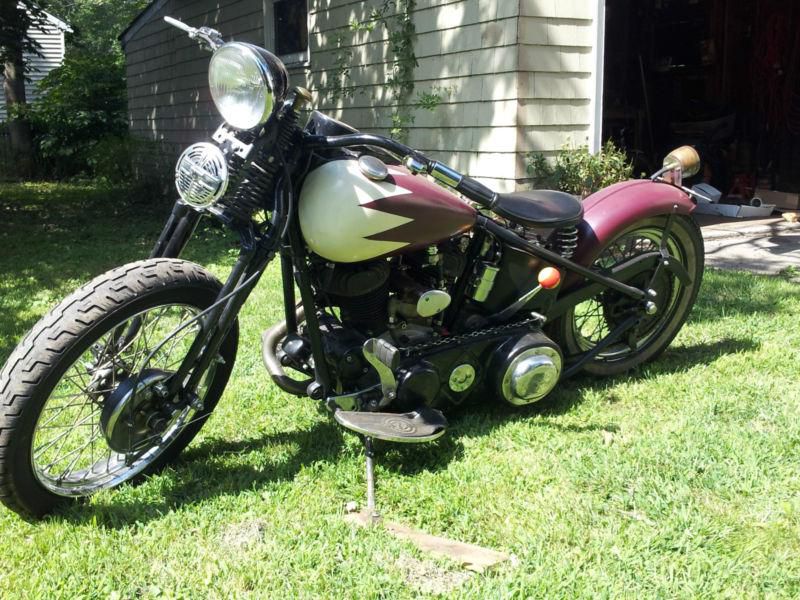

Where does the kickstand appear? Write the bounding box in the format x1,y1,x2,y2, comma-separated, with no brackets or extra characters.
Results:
363,436,380,521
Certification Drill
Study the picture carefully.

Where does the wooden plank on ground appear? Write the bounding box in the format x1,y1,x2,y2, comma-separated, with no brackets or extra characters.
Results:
345,510,511,573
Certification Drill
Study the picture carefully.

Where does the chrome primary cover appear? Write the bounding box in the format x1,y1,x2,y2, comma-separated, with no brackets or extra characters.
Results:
501,347,562,406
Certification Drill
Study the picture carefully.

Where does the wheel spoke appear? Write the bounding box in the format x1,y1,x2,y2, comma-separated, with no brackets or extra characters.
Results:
570,228,686,357
30,302,214,496
34,408,98,456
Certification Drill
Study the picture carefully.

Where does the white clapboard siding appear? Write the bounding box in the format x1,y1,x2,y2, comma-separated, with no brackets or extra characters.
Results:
121,0,603,190
305,0,601,191
0,11,70,122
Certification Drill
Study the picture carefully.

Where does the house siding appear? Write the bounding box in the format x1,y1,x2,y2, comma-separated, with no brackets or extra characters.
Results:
304,0,523,192
303,0,600,191
0,20,67,121
123,0,264,147
515,0,599,182
122,0,602,191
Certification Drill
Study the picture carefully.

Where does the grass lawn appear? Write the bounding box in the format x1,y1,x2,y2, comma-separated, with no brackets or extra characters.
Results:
1,182,799,598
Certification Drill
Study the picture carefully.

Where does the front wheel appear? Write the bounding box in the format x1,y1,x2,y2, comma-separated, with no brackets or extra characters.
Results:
0,259,238,517
554,215,704,375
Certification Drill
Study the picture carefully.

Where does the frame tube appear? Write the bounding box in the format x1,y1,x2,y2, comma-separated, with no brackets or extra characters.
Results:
479,216,646,301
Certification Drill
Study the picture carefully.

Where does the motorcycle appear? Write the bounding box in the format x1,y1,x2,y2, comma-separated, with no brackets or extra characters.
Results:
0,18,706,518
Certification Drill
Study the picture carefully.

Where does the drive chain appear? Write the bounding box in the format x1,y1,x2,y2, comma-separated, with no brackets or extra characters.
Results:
400,314,545,359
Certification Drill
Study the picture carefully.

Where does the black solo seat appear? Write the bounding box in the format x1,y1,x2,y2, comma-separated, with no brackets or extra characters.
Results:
491,190,584,229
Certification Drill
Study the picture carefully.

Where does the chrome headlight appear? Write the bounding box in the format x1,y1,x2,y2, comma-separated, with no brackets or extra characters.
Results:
175,142,229,208
209,42,289,130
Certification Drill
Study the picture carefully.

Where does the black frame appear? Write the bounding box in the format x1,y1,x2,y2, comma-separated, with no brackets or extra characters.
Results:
151,127,682,405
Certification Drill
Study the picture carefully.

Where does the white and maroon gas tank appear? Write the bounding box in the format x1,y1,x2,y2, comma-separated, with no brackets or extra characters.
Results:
298,159,476,263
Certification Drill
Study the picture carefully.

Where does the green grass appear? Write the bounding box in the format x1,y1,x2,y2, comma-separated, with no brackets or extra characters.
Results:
1,182,799,598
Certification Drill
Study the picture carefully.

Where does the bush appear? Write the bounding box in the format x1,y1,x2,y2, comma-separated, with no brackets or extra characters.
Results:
28,51,128,179
526,140,634,198
84,135,177,201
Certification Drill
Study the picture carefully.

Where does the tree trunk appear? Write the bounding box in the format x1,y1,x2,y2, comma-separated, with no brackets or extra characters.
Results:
1,6,35,178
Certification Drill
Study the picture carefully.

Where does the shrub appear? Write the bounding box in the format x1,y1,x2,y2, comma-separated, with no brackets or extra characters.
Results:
28,51,127,178
85,135,177,201
526,140,634,198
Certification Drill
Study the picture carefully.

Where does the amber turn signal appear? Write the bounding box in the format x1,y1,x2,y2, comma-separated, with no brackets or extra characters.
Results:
537,267,561,289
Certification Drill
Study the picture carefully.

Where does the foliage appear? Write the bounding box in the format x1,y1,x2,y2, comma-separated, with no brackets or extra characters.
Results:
328,0,418,141
328,30,355,101
6,1,151,179
415,86,453,112
2,183,800,597
86,135,174,191
45,0,150,62
27,51,127,178
527,140,634,197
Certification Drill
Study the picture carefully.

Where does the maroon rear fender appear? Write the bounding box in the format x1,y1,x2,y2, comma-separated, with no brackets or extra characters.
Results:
572,180,696,269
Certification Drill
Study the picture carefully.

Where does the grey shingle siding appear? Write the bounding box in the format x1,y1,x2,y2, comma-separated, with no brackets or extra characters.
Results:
123,0,264,147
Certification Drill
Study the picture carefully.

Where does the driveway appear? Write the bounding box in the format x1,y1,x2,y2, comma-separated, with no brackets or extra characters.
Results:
696,215,800,275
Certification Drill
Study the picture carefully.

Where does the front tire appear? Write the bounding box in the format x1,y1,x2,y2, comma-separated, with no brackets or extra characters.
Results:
554,215,704,375
0,259,238,517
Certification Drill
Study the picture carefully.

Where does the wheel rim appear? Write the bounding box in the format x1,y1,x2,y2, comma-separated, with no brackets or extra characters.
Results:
569,227,687,360
30,304,215,497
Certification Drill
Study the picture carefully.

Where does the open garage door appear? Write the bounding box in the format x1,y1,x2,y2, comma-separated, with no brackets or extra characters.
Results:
602,0,800,209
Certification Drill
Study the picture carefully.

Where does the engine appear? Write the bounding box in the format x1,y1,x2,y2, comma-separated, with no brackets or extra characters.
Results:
282,143,567,410
303,237,562,410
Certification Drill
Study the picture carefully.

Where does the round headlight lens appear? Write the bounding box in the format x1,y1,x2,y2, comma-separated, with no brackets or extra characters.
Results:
209,42,275,130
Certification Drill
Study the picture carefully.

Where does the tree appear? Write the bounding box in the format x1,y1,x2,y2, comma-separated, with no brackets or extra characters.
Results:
24,0,149,179
0,1,50,176
45,0,149,59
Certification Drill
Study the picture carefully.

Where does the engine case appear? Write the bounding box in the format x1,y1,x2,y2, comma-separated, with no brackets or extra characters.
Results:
394,329,562,410
395,337,495,411
491,332,563,406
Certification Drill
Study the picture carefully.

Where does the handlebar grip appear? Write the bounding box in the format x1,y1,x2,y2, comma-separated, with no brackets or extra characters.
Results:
427,161,497,207
455,175,497,208
164,16,194,33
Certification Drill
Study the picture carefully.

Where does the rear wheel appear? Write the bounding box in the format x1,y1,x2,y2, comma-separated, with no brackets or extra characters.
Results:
554,216,704,375
0,259,238,517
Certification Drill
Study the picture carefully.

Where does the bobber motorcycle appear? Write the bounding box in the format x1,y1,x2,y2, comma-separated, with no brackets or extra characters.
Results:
0,18,706,518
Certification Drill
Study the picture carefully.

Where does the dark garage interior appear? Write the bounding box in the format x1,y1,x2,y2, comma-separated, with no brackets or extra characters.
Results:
602,0,800,210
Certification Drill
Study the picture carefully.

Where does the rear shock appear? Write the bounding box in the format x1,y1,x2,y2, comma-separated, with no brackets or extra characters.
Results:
553,226,579,259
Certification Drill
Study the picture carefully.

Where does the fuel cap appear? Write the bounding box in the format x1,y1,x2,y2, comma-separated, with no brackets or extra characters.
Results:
358,155,389,181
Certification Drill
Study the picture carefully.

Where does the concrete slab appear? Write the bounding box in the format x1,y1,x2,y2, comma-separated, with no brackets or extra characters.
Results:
696,214,800,274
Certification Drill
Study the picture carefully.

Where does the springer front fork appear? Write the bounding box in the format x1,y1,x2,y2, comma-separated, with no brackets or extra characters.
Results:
149,201,202,260
147,202,273,405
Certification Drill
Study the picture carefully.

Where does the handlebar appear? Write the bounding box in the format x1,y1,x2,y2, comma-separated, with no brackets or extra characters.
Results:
164,16,224,51
304,133,498,208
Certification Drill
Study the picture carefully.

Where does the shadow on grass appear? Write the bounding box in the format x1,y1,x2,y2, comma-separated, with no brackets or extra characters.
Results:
0,185,236,359
3,186,787,524
47,335,757,528
49,420,348,528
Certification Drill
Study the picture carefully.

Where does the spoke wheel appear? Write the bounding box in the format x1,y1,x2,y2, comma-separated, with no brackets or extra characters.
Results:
0,259,238,517
555,216,704,376
30,304,213,497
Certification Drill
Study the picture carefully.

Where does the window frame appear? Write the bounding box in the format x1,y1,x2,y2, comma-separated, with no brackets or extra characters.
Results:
263,0,310,68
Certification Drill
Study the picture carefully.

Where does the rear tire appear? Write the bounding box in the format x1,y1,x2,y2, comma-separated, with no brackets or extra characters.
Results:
0,259,238,518
554,215,704,375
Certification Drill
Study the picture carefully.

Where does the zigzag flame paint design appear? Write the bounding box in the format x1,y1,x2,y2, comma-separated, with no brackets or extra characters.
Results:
298,160,476,263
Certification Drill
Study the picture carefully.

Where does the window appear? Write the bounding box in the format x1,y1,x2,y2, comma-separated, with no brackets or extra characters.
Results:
272,0,308,64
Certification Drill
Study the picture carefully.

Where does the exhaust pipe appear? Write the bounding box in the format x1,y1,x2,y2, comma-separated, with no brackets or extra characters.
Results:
260,306,313,397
